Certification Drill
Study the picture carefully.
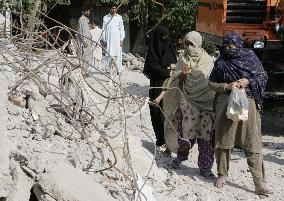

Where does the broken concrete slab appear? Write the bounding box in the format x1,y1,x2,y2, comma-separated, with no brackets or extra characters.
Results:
37,163,116,201
33,184,56,201
7,161,34,201
0,73,14,198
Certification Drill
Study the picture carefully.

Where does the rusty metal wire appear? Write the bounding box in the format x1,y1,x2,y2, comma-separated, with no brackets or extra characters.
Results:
0,7,150,199
0,3,193,200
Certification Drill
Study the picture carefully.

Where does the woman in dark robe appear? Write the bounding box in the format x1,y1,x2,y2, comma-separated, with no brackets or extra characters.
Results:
143,25,177,147
208,32,272,195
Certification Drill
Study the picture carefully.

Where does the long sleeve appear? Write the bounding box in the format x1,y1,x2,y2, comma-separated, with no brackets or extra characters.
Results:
81,18,90,44
101,17,107,43
162,71,180,90
119,16,125,41
77,19,83,43
77,16,91,45
149,65,170,79
208,81,227,93
162,78,170,90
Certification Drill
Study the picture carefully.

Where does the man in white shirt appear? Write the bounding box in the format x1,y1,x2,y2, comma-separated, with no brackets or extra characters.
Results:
90,19,103,71
102,3,125,74
77,4,92,75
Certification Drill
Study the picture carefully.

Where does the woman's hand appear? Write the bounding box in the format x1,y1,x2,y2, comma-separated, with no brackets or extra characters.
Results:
224,78,249,91
169,69,174,76
224,82,237,91
182,63,191,75
237,78,249,88
154,96,162,105
153,91,165,105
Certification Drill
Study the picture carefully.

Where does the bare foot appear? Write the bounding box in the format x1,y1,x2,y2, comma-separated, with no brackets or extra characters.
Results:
255,182,273,196
215,175,227,188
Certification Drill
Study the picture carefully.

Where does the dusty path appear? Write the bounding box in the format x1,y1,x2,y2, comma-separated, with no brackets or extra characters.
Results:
121,70,284,201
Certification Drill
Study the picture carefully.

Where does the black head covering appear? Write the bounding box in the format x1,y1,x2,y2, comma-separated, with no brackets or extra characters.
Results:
143,25,177,79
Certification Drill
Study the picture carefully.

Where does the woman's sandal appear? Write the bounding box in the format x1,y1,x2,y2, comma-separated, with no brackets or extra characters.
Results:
171,157,183,169
215,176,227,188
255,183,273,196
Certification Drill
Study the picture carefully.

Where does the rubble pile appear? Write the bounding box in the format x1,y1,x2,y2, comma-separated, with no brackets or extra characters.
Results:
0,10,162,200
0,10,284,201
0,31,152,200
122,53,145,71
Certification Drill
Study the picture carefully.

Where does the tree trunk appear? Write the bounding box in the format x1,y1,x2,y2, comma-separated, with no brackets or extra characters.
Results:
28,0,41,32
4,8,11,38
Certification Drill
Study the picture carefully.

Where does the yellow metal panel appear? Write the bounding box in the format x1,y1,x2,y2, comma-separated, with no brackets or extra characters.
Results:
196,0,225,37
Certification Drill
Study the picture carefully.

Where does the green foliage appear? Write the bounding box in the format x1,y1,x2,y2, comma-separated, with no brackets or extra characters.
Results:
5,0,197,37
202,40,218,56
85,0,197,44
4,0,71,11
162,0,197,44
4,0,198,48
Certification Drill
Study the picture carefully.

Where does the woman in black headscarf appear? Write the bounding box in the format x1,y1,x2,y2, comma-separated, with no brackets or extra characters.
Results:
143,25,177,146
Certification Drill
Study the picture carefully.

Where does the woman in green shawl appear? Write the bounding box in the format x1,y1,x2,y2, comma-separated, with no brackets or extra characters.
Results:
157,31,216,178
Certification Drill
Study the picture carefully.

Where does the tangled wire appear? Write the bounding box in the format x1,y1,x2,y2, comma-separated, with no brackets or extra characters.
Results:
0,2,191,199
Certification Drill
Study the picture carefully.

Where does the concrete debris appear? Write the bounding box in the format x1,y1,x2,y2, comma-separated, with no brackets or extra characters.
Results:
33,183,56,201
37,163,116,201
8,96,24,108
7,161,34,201
135,174,156,201
0,11,283,201
0,73,14,198
122,52,144,71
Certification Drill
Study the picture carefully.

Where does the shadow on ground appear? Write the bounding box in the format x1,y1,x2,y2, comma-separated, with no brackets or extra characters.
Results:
262,112,284,136
125,83,149,98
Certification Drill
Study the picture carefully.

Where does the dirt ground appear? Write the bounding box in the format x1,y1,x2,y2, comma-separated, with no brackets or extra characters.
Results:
262,111,284,136
122,70,284,201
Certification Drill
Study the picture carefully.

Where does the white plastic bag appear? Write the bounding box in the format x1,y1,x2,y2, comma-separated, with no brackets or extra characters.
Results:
226,86,249,121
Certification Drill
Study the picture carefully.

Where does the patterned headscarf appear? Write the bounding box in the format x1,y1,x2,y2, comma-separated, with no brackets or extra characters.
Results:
209,32,268,111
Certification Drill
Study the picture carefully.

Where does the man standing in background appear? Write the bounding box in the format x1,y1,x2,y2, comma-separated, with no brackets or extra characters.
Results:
102,3,125,74
77,4,92,75
90,18,103,71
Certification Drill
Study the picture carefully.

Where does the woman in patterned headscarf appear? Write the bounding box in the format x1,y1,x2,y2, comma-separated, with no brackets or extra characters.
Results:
209,32,272,195
161,31,216,178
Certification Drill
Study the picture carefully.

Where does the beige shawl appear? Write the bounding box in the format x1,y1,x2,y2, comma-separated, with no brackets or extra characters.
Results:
163,31,215,153
176,31,216,111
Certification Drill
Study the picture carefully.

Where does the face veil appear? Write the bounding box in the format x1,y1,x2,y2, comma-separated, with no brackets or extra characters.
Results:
145,25,177,68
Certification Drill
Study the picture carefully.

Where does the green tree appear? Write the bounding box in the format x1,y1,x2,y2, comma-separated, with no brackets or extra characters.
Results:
5,0,197,36
86,0,197,46
4,0,71,11
3,0,71,31
4,0,203,51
